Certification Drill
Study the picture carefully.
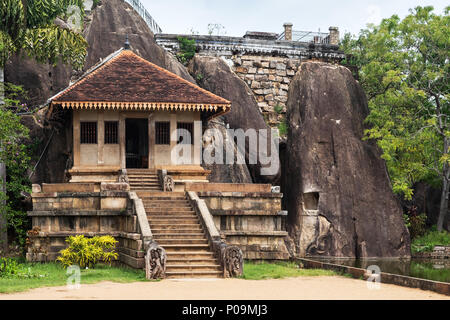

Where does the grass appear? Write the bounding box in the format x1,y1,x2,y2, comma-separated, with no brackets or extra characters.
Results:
241,260,338,280
0,259,147,294
411,228,450,254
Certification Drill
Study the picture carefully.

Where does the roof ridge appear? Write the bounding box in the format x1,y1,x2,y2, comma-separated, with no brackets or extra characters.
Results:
50,49,125,103
122,50,231,105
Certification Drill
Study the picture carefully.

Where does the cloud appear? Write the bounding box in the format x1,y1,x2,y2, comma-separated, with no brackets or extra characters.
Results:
366,4,382,25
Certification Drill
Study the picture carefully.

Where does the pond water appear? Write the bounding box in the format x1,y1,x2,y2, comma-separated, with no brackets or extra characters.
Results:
307,257,450,283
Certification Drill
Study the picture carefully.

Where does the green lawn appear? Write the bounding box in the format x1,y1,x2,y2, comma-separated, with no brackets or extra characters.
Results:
0,260,147,294
241,261,338,280
411,228,450,254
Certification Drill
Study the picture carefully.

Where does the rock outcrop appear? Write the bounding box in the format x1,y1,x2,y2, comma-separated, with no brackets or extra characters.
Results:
284,61,410,258
189,56,280,184
202,119,253,183
83,0,194,82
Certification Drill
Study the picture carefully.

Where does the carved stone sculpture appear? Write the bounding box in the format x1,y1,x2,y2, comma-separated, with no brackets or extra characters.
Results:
145,241,166,280
118,169,129,183
222,245,244,278
163,175,175,192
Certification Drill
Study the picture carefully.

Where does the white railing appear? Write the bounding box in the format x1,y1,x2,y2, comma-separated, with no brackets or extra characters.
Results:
124,0,162,34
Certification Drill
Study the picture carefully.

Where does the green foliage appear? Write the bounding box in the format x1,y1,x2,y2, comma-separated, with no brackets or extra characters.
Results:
277,120,288,136
57,235,119,269
195,73,204,83
341,6,449,201
403,212,427,239
0,261,146,293
0,84,32,249
411,227,450,253
241,261,336,280
0,0,87,69
0,257,46,279
176,36,196,66
274,104,284,114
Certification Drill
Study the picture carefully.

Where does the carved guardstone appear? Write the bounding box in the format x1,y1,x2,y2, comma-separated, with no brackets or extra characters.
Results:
163,175,175,192
145,241,167,280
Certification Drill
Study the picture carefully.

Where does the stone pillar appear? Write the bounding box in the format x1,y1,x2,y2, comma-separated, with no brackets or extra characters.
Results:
97,110,104,165
193,120,202,165
283,23,293,41
73,110,80,167
329,27,339,45
119,113,126,169
148,113,155,169
170,112,177,165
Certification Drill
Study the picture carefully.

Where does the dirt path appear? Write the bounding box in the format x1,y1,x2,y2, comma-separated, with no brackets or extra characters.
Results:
1,276,448,300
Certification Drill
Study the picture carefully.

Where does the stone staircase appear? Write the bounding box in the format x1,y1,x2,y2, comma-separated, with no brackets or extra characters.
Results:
137,191,223,278
127,170,161,191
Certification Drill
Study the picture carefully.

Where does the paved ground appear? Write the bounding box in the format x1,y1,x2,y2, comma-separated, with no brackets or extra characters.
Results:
1,276,448,300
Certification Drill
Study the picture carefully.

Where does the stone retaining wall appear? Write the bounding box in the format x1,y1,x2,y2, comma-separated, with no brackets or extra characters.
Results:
156,33,345,126
27,183,147,269
198,191,289,259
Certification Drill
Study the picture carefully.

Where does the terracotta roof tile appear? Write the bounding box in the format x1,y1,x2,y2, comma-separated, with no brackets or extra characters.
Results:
52,50,231,106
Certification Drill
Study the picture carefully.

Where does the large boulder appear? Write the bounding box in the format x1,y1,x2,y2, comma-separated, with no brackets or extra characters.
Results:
284,61,410,258
83,0,194,82
189,56,280,184
202,119,253,183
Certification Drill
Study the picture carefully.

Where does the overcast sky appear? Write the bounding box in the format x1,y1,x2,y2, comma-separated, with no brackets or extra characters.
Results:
141,0,448,37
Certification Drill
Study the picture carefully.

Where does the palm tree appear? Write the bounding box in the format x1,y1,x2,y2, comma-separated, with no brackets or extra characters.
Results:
0,0,88,252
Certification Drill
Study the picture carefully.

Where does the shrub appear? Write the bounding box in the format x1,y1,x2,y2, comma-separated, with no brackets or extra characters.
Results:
176,36,196,65
0,257,45,279
56,235,118,268
277,120,288,136
403,205,427,239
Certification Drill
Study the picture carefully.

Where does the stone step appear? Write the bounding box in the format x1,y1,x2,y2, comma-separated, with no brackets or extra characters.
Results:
145,211,195,216
166,264,222,272
166,257,219,265
165,271,223,278
166,251,215,259
142,200,190,205
137,192,185,198
148,215,198,220
162,244,211,252
153,233,205,239
157,239,209,245
131,187,161,190
130,183,161,187
148,224,203,230
149,219,200,226
144,206,193,211
152,228,204,234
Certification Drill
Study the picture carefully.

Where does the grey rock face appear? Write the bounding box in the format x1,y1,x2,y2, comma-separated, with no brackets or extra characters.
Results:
284,61,410,258
189,56,280,184
202,119,253,183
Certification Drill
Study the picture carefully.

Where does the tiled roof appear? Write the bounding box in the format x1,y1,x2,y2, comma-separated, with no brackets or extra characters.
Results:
51,49,231,109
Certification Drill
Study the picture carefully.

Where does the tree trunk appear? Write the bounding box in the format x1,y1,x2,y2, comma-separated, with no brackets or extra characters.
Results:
0,66,8,254
437,137,450,232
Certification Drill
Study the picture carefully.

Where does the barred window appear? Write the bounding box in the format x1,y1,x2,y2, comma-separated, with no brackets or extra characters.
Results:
155,122,170,145
80,122,97,144
105,121,119,144
177,122,193,145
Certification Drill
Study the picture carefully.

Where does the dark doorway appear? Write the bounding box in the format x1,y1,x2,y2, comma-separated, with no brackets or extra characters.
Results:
126,118,148,168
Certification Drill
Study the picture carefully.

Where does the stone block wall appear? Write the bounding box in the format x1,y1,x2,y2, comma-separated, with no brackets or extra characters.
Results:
198,191,290,260
27,184,146,268
232,56,301,125
156,33,345,127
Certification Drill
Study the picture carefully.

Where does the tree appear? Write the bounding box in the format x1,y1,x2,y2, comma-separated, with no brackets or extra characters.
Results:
0,0,88,252
341,6,449,231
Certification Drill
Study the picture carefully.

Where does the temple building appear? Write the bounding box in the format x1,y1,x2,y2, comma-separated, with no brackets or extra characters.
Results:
28,44,289,278
48,45,231,184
